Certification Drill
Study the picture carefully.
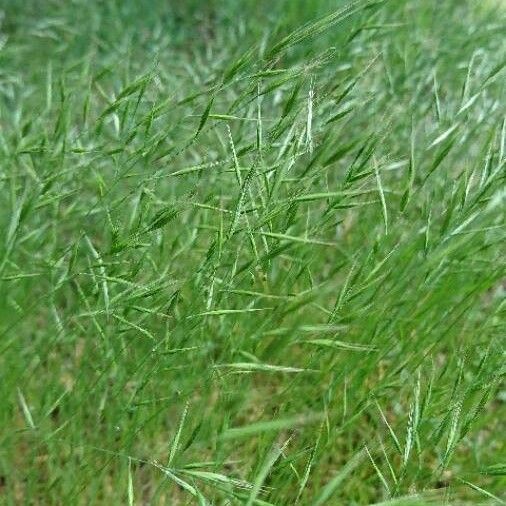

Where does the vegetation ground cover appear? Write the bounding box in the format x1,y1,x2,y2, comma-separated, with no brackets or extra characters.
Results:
0,0,504,503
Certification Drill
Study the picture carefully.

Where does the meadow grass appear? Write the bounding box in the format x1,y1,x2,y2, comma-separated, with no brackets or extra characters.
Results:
0,0,505,504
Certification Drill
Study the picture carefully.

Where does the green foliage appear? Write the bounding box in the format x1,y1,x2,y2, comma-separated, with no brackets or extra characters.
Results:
0,0,504,503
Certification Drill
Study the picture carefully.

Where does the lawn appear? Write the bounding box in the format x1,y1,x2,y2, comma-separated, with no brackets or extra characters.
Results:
0,0,505,504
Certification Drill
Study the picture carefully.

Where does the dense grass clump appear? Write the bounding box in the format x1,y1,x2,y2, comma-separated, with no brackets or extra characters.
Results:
0,0,505,503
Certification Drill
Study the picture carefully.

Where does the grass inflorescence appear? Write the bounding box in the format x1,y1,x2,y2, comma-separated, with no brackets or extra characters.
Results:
0,0,505,503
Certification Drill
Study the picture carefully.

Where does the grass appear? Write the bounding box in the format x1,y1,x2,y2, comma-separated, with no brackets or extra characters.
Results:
0,0,505,504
